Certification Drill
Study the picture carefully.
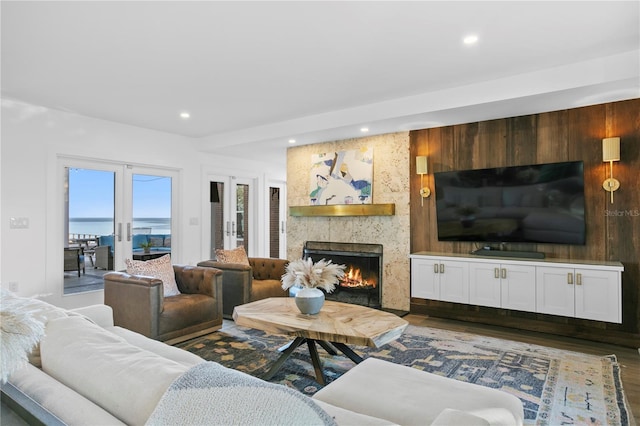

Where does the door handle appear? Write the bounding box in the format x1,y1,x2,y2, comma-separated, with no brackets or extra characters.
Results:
434,264,439,274
439,264,445,274
501,268,507,279
281,221,285,234
232,221,236,237
494,268,500,279
567,273,574,285
116,223,122,242
576,273,582,285
226,221,230,236
126,223,131,242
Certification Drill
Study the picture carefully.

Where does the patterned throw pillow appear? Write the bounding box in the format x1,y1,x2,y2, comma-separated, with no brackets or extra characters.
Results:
215,246,250,265
125,254,181,297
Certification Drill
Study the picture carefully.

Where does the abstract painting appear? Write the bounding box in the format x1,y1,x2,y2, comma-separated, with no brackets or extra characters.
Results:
309,147,373,205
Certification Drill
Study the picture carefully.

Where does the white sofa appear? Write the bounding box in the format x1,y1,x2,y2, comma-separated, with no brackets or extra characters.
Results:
3,298,524,426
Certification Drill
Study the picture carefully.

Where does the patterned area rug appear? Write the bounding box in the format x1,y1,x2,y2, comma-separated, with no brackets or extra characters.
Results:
177,321,632,425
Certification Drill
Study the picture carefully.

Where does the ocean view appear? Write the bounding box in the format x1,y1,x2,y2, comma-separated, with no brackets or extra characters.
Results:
69,217,171,236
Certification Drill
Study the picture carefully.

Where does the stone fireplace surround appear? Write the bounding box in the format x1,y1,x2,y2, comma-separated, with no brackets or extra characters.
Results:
286,132,411,312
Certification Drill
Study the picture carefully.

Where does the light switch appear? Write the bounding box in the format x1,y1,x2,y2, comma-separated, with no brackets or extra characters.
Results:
10,217,29,229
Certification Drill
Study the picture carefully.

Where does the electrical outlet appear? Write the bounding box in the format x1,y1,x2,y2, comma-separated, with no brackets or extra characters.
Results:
8,281,18,292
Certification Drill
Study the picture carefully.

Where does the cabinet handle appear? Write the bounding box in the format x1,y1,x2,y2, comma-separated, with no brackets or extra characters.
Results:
116,223,122,242
501,268,507,279
440,264,445,274
494,268,500,279
434,264,439,274
576,273,582,285
567,273,574,285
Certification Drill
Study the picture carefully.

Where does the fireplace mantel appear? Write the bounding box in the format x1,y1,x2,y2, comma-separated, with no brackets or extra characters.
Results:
289,204,395,217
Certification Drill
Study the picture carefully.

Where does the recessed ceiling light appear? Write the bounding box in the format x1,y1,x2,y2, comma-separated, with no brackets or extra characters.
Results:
463,34,478,45
360,127,369,133
179,112,190,119
288,139,296,144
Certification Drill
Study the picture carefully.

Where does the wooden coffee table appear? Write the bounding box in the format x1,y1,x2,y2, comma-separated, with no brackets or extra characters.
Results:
232,297,408,384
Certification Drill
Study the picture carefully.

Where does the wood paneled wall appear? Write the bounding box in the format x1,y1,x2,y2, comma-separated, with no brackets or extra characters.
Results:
410,99,640,348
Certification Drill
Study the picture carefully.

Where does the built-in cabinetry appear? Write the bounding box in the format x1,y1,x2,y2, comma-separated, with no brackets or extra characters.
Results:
410,252,623,323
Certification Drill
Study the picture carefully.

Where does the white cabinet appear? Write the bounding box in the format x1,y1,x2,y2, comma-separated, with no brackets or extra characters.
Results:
411,258,469,303
469,263,535,310
536,266,621,323
410,252,623,324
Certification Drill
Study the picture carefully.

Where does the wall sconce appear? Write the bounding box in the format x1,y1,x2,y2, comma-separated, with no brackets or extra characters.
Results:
416,156,430,206
602,137,621,204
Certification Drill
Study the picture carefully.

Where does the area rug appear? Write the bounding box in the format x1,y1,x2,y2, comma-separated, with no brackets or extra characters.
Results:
177,321,632,425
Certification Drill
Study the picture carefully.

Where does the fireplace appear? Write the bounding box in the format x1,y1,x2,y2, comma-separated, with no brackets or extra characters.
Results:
302,241,382,308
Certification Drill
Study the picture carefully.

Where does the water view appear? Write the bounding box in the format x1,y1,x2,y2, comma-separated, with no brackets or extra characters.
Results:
69,217,171,237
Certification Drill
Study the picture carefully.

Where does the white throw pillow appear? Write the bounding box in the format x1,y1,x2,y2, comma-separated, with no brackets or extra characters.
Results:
125,254,181,296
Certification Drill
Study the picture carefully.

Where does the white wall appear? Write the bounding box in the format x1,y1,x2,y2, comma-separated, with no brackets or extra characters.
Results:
0,99,284,309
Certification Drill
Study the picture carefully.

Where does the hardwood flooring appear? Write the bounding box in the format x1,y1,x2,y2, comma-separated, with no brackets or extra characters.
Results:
405,313,640,424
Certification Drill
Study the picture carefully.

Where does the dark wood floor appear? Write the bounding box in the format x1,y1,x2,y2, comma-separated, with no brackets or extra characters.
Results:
404,313,640,424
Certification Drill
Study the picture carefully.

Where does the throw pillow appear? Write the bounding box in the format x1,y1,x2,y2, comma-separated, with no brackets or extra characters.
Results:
0,289,46,382
125,254,181,296
215,246,250,265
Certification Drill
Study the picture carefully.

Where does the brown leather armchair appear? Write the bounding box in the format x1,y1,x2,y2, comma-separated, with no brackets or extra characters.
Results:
103,265,223,345
197,257,289,318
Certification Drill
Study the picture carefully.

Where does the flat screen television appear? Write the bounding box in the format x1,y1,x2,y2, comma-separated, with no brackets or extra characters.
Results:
433,161,586,245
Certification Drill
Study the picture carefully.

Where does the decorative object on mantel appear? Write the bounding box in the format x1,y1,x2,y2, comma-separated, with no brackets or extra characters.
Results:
309,148,373,206
289,203,395,217
281,258,346,315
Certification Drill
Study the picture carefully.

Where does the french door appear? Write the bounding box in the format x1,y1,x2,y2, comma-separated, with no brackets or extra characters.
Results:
268,181,287,259
61,158,178,294
207,175,255,259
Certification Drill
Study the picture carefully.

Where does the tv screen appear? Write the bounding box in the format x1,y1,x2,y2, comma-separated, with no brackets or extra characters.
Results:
433,161,586,245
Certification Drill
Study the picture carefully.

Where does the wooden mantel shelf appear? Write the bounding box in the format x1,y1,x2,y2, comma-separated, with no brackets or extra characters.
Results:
289,204,395,217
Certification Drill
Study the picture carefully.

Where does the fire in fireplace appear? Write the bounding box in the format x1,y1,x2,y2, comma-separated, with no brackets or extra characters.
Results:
302,241,382,308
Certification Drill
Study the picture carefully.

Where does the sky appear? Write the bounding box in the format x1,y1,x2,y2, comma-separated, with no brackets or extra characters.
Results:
69,168,171,218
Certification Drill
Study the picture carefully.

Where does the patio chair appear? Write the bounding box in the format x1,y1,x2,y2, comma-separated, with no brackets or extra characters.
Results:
64,248,85,277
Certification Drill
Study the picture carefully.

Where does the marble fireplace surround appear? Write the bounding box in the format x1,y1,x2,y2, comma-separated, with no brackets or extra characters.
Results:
286,132,411,311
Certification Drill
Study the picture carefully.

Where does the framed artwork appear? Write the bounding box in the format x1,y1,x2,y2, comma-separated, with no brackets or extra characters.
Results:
309,147,373,205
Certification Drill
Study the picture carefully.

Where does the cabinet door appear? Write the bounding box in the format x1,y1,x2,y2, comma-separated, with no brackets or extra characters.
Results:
411,258,440,300
439,260,469,304
536,266,575,316
501,264,536,311
575,269,621,323
469,263,501,308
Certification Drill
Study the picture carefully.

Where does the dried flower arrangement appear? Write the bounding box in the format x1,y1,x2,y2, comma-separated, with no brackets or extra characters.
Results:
281,257,346,293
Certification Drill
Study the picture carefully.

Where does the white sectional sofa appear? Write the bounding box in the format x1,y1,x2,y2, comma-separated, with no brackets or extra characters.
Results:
2,295,524,425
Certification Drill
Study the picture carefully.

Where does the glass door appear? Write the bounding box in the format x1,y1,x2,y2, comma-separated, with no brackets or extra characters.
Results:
62,158,177,294
130,171,173,261
268,181,287,259
208,176,254,259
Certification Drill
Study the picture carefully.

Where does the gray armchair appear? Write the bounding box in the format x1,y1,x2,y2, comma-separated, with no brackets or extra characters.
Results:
197,257,289,318
103,265,223,345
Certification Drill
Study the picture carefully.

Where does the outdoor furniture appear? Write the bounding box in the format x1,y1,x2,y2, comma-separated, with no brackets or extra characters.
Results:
63,248,85,277
94,245,114,270
103,265,223,345
197,257,289,318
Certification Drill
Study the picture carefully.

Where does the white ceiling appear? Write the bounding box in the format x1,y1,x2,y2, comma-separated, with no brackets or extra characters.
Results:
2,1,639,167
